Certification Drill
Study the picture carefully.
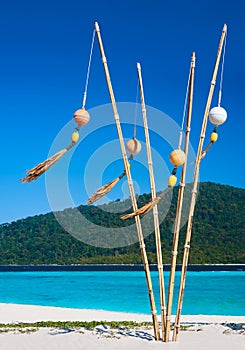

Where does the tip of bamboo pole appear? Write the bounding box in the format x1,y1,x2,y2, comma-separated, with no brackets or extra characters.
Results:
94,21,100,31
137,62,141,69
223,23,227,32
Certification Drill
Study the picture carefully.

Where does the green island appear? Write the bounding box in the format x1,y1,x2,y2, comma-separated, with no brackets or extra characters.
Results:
0,182,244,265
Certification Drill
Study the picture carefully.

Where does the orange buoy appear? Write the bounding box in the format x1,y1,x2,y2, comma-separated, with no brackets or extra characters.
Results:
126,138,142,155
73,108,90,127
169,149,186,167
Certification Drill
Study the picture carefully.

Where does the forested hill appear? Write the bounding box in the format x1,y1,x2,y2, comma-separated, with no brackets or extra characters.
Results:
0,182,244,265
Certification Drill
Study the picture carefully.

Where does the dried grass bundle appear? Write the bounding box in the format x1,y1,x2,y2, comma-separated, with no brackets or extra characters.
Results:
87,171,126,205
22,143,74,183
121,196,161,219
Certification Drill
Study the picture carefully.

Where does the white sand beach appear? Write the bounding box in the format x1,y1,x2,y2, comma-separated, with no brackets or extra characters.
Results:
0,303,244,350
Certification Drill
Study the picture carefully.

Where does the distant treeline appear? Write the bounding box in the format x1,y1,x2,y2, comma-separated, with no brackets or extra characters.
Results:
0,182,244,265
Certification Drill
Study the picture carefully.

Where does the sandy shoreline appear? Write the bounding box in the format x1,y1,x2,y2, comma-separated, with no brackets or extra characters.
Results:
0,303,244,324
0,303,244,349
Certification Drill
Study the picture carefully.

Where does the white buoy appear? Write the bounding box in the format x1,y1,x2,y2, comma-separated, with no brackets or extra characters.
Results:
209,106,227,125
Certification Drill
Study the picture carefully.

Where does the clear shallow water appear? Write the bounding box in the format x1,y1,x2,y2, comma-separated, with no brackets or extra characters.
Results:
0,271,244,315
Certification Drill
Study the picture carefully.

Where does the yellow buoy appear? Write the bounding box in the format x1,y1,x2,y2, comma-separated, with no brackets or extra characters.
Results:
126,138,142,155
73,108,90,127
71,132,79,143
169,149,186,167
210,132,218,142
168,175,177,187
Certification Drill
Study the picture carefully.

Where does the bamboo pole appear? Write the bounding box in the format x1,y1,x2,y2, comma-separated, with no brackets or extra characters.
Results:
94,22,160,341
172,24,227,342
164,52,196,342
137,62,167,340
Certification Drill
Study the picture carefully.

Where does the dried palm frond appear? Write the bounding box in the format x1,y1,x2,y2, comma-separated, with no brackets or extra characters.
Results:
87,171,126,205
121,196,161,220
22,143,75,183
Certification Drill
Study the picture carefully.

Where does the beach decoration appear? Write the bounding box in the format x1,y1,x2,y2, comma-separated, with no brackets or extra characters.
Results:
200,34,227,162
126,137,142,156
87,122,141,205
87,170,126,205
167,139,187,190
167,72,191,190
87,75,141,205
167,174,177,187
169,149,186,167
21,30,95,183
201,105,227,159
120,104,163,217
165,52,196,342
120,71,163,224
121,196,161,219
172,24,228,341
209,106,227,125
136,62,167,339
94,21,160,341
87,113,142,205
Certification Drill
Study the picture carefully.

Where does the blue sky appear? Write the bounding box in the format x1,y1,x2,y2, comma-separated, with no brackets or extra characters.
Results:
0,0,244,224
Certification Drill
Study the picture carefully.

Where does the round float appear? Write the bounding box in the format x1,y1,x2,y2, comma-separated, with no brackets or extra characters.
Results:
209,106,227,126
126,138,142,155
74,108,90,127
169,149,186,167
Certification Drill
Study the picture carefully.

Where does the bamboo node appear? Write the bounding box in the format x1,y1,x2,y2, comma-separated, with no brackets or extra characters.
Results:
140,243,146,249
114,113,120,120
161,306,166,311
152,310,157,316
157,264,163,269
172,251,178,256
142,108,146,112
166,316,172,321
211,79,216,85
186,126,191,132
191,56,196,67
179,182,185,187
191,189,197,194
184,244,190,249
174,324,180,328
153,207,158,215
102,56,107,63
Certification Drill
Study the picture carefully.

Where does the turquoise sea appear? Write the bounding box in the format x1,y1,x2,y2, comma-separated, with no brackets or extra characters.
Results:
0,271,244,315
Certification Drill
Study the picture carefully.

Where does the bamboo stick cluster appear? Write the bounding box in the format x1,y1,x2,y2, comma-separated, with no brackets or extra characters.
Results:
93,22,227,343
94,21,160,340
22,21,228,343
136,62,167,337
172,24,227,342
165,51,196,342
